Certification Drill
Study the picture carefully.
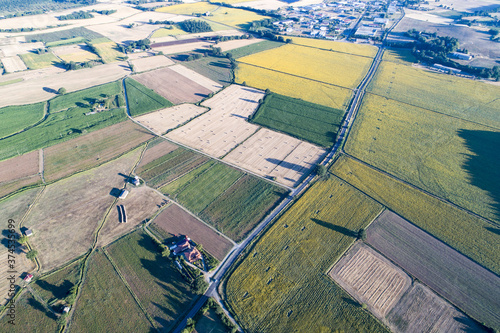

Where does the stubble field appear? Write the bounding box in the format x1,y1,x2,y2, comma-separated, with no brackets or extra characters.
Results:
0,150,39,184
51,44,100,63
169,64,223,92
134,104,208,135
129,55,174,73
1,55,27,72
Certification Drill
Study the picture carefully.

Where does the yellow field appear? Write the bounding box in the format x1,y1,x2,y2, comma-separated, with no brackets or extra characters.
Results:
238,44,372,89
290,37,378,58
345,93,499,223
225,176,385,332
331,155,500,275
157,3,270,28
212,0,255,4
19,52,59,69
57,50,100,63
91,39,124,63
369,61,500,128
235,63,352,109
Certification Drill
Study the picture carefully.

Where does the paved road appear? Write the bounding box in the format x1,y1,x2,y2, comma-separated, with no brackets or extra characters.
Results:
171,46,385,333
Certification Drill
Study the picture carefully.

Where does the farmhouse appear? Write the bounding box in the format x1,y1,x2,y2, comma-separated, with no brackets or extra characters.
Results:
23,273,33,283
170,235,203,263
24,229,33,237
183,247,202,263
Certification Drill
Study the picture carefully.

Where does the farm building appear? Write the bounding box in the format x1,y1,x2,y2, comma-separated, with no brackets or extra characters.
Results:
449,52,472,61
183,247,202,263
23,273,33,283
131,176,140,186
24,229,33,237
63,306,70,313
118,189,129,199
171,236,191,255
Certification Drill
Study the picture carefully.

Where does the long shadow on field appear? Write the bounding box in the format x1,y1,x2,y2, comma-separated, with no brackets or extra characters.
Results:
311,218,358,238
485,227,500,235
453,314,490,332
35,279,74,300
266,158,312,174
27,296,57,320
457,129,500,222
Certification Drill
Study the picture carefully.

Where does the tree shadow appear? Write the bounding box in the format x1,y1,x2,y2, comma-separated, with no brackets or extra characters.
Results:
457,129,500,221
27,296,57,320
42,87,57,94
208,61,230,69
342,297,360,307
485,227,500,235
109,188,122,198
453,314,490,333
35,279,74,300
311,218,358,237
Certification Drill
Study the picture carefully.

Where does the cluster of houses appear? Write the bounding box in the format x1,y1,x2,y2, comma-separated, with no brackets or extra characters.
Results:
170,235,202,263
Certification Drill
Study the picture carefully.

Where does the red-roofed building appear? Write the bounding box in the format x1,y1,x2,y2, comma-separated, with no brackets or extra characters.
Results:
183,247,202,263
23,274,33,283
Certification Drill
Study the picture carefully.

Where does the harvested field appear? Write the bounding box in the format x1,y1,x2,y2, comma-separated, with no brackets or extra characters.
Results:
224,128,326,187
0,62,130,108
106,230,197,332
387,283,487,333
345,93,500,223
329,242,411,318
89,38,124,63
124,78,173,117
153,204,233,261
130,55,174,73
1,55,27,72
0,175,42,199
238,44,373,89
367,210,500,329
169,64,223,92
331,155,500,276
44,121,153,182
0,150,39,183
51,43,100,63
235,63,352,109
18,52,59,70
217,38,265,53
98,186,166,247
167,85,262,157
137,138,178,168
154,41,212,56
70,251,153,332
290,37,378,58
25,148,142,272
133,67,213,104
0,41,44,58
182,56,232,86
135,104,208,135
225,176,386,332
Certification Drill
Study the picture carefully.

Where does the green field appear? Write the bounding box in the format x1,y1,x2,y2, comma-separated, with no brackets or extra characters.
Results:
19,52,59,69
89,38,124,63
251,93,344,147
175,162,243,214
200,175,288,242
368,61,500,129
70,251,153,332
0,84,127,161
225,176,386,332
0,291,58,332
231,40,283,59
32,261,82,303
0,102,45,139
137,148,208,188
0,78,23,86
183,56,232,86
106,230,197,331
345,93,500,223
46,37,85,47
331,155,500,275
159,160,216,195
28,27,104,44
124,78,173,117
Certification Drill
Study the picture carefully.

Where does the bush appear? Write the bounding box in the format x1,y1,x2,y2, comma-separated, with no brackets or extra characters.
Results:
58,87,67,95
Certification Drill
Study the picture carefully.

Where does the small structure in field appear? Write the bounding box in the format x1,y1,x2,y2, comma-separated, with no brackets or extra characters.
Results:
171,236,191,255
63,306,70,313
118,189,129,199
170,235,203,263
131,176,140,186
24,229,33,237
23,273,33,283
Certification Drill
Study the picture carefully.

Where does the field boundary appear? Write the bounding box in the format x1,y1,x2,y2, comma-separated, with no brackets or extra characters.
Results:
0,102,49,141
290,41,376,59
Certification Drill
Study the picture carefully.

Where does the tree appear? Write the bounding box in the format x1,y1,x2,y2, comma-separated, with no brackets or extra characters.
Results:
57,87,66,95
18,235,28,244
162,247,170,257
315,164,327,177
186,318,195,327
129,63,135,72
26,250,38,261
358,228,367,241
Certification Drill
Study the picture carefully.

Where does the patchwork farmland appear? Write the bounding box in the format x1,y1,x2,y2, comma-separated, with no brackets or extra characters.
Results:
367,210,500,329
134,104,208,135
124,78,173,117
0,150,40,187
129,55,174,73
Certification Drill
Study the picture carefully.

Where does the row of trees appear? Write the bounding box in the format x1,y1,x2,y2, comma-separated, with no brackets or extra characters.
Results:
119,38,151,53
57,10,94,20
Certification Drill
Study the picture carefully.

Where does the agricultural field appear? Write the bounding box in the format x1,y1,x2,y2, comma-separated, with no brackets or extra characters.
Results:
1,55,27,73
136,138,178,167
381,48,417,64
368,61,500,129
129,55,174,73
235,63,352,109
151,26,188,37
159,160,216,196
32,260,81,303
166,84,262,157
345,94,500,223
169,64,223,92
225,176,385,332
0,102,45,139
153,204,233,261
237,44,373,89
224,128,326,187
136,148,209,189
97,186,166,247
367,210,500,329
106,230,197,331
19,52,60,70
329,242,411,318
45,37,86,48
88,38,124,63
0,188,40,305
331,155,500,275
51,43,100,63
124,77,173,117
194,308,227,333
183,56,232,87
387,283,487,333
200,175,288,242
0,291,58,332
24,148,142,272
216,38,266,54
133,67,213,105
43,121,153,182
290,37,378,58
0,150,40,198
251,93,344,147
134,104,208,135
28,27,105,44
69,251,153,332
230,40,283,59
